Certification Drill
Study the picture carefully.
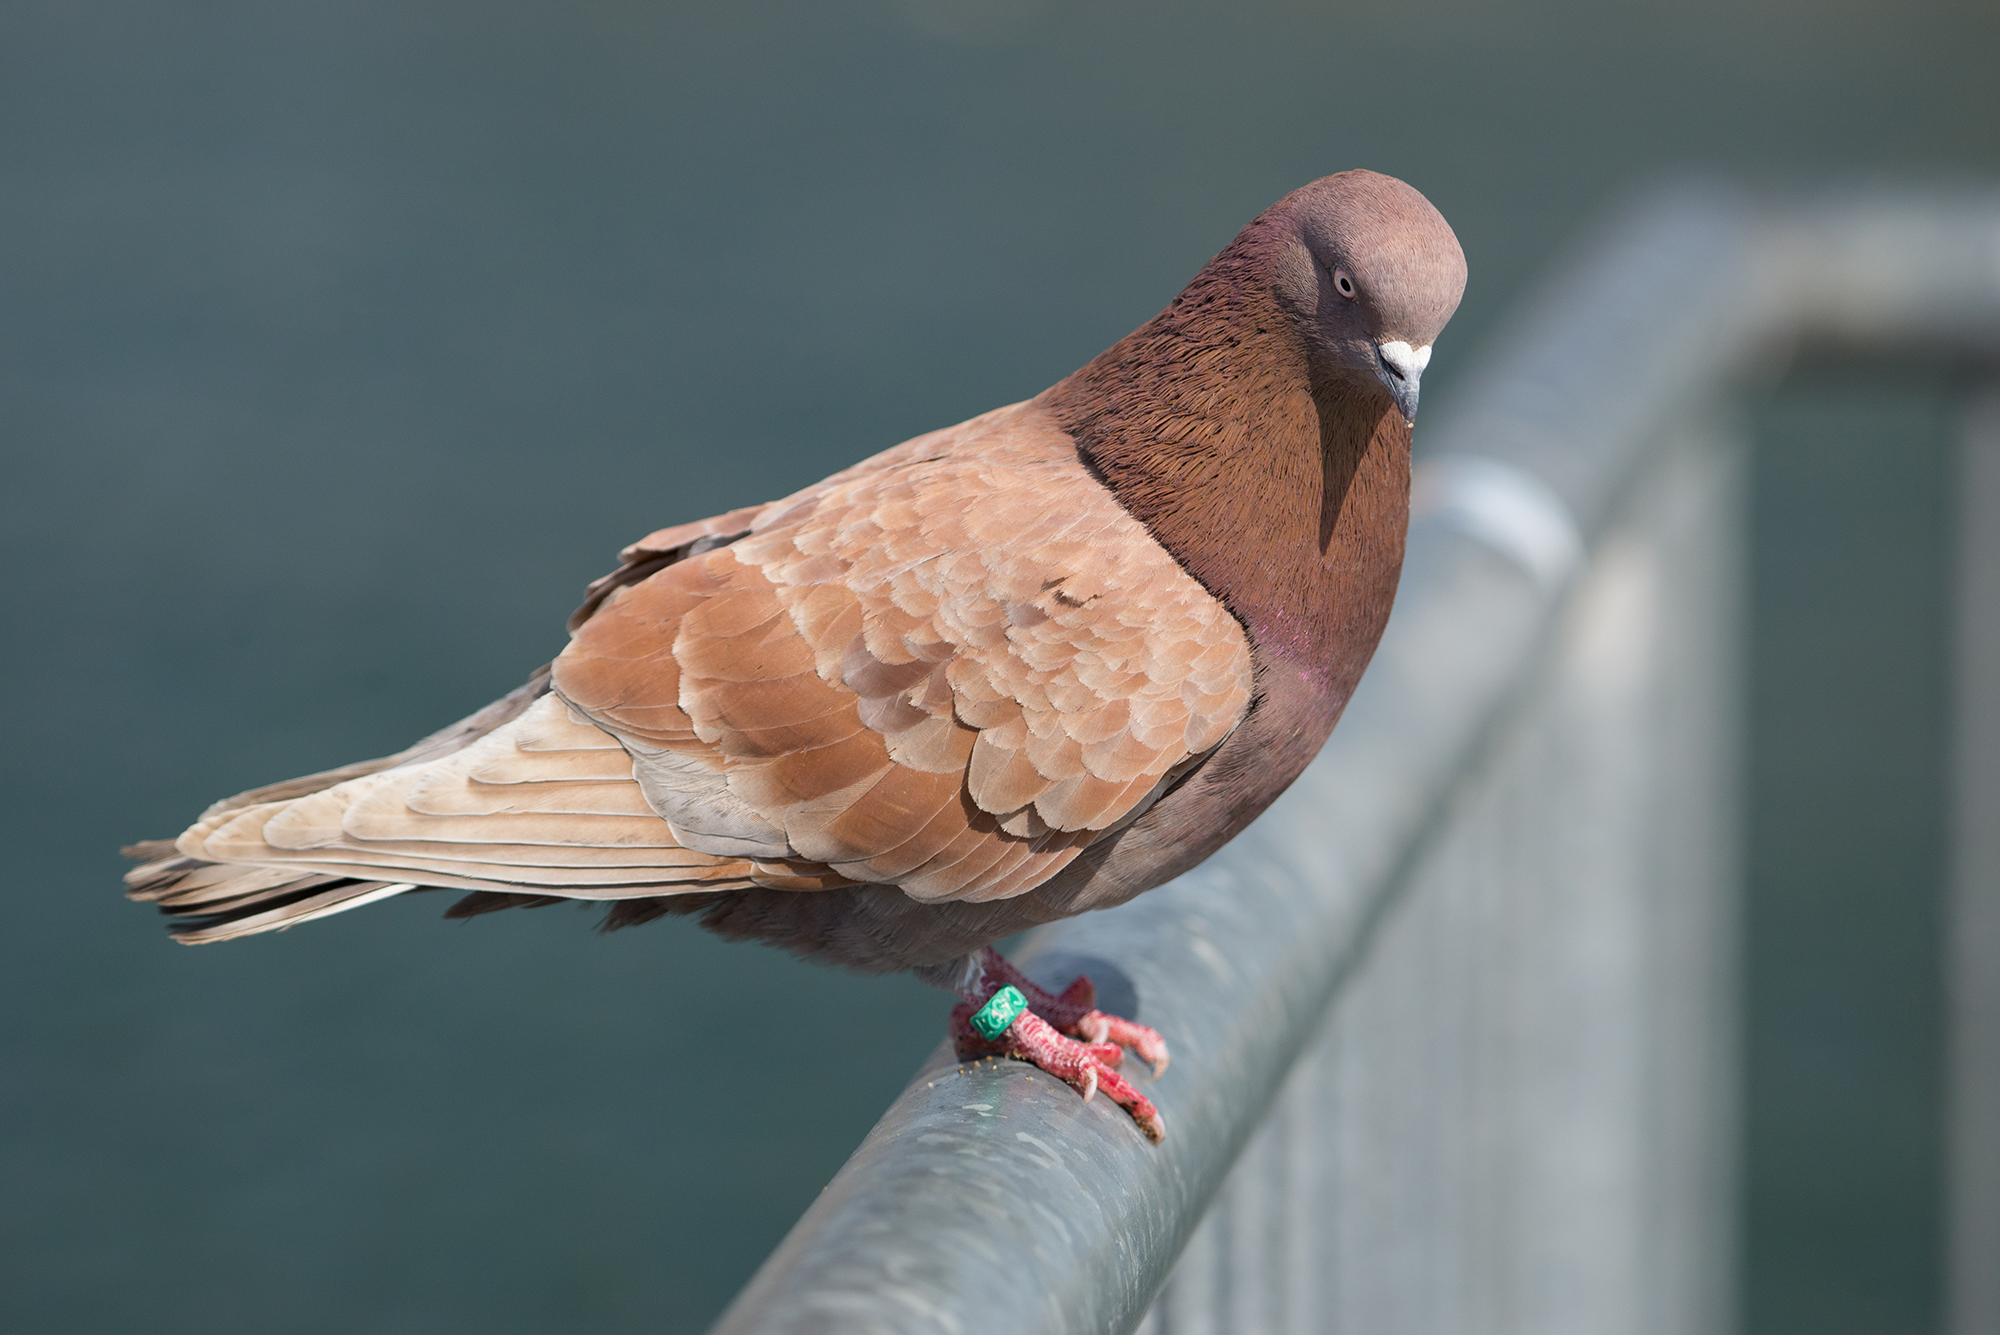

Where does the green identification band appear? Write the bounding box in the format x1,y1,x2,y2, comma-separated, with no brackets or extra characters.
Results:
970,985,1027,1041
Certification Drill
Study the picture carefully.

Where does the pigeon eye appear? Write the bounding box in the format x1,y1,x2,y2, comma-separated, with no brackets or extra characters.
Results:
1333,268,1357,299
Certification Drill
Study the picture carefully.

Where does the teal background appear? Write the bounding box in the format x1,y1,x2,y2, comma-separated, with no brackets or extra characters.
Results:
4,3,1997,1331
1746,373,1960,1335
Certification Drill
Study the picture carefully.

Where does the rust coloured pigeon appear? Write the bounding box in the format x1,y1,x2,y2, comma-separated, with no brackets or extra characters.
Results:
125,170,1467,1140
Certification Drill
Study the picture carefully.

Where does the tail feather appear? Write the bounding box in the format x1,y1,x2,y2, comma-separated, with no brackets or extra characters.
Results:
168,880,416,944
194,666,554,824
122,849,413,944
117,666,787,944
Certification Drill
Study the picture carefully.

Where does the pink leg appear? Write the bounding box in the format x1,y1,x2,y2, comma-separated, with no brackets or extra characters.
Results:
946,946,1171,1142
970,946,1171,1076
950,1004,1166,1143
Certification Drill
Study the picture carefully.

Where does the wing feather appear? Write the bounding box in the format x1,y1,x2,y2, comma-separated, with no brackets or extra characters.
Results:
552,399,1252,904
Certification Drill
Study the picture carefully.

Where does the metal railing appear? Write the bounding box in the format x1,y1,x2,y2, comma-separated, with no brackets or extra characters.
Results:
1951,390,2000,1335
712,185,2000,1335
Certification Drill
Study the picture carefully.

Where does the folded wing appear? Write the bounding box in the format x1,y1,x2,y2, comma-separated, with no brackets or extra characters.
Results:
554,401,1253,903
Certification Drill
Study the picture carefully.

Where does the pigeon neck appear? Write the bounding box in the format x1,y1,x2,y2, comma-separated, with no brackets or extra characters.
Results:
1039,246,1412,704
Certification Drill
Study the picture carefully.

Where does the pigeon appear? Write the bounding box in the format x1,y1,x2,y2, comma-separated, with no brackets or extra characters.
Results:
125,170,1466,1141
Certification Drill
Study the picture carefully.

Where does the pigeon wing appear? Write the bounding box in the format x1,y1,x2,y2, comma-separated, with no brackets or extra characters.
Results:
554,400,1253,904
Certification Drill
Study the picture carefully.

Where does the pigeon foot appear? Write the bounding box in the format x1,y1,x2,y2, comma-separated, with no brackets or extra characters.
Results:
950,1004,1166,1142
948,945,1168,1142
968,945,1171,1076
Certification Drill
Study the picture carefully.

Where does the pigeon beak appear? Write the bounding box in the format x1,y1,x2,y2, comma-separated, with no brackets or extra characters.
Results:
1373,340,1431,426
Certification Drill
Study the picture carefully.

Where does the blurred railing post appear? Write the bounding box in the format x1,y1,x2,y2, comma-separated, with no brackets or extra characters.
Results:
711,186,2000,1335
1949,391,2000,1335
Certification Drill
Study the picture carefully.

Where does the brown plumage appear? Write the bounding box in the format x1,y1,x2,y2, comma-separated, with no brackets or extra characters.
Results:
126,170,1464,1134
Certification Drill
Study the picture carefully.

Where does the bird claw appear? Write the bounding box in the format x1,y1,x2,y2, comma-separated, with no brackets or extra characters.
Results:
947,946,1170,1141
950,1005,1162,1140
967,945,1172,1074
1079,1009,1171,1077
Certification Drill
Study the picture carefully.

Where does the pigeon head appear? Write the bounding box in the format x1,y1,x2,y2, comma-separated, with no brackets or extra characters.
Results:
1267,170,1467,425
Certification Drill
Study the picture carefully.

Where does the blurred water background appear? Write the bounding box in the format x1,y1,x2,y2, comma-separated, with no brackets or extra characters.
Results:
3,2,1997,1331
